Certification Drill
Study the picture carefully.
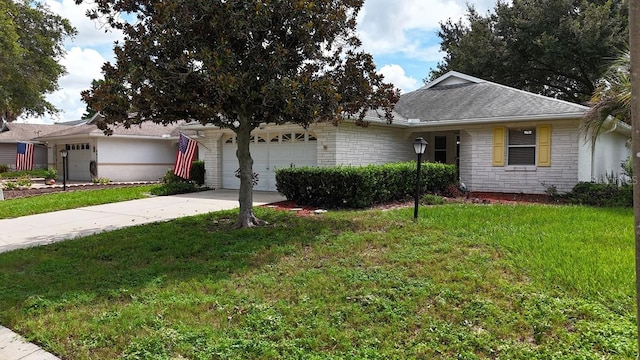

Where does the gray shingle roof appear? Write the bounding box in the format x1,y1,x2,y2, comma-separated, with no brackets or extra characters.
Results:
394,72,589,123
36,121,187,140
0,123,72,143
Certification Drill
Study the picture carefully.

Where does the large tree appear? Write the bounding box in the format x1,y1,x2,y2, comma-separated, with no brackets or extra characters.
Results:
77,0,399,228
629,0,640,353
0,0,76,122
432,0,628,104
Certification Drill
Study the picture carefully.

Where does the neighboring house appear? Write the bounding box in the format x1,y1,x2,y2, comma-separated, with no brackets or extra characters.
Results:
182,71,630,195
0,122,70,170
35,114,197,182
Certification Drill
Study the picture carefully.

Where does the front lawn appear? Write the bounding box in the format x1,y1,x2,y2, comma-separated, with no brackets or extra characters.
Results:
0,204,635,359
0,185,158,219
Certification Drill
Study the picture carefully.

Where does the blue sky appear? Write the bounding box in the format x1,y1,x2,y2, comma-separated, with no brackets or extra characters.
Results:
25,0,499,123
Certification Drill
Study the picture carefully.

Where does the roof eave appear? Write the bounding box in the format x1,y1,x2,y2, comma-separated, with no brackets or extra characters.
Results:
408,112,586,127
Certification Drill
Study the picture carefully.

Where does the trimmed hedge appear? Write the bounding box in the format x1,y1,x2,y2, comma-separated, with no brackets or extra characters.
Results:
190,160,205,185
275,162,458,209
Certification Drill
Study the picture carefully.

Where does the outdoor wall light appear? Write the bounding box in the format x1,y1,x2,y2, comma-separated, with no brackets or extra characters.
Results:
413,137,428,220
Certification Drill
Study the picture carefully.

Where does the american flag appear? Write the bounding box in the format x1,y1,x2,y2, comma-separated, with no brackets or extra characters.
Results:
174,133,198,179
16,142,34,171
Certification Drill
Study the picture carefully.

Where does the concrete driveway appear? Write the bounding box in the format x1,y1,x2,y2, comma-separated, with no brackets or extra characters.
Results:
0,189,285,254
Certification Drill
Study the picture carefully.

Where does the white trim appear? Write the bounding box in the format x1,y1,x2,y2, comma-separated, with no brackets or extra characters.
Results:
422,71,487,90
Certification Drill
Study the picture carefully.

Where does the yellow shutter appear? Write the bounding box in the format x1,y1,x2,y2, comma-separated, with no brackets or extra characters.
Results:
537,124,551,167
492,127,505,166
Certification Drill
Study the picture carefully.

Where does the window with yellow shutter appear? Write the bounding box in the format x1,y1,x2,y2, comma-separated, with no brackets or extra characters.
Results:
507,128,536,165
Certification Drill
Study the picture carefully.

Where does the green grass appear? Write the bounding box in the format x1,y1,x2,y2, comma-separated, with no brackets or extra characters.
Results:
0,185,158,219
0,169,48,179
0,204,635,359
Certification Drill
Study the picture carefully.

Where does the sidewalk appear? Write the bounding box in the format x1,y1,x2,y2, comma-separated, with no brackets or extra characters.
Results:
0,189,285,254
0,189,285,360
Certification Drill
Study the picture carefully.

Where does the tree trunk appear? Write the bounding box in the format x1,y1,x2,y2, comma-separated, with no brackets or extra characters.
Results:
234,120,267,228
629,0,640,355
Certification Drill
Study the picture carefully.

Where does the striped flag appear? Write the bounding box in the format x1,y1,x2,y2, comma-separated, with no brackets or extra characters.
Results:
16,142,34,171
174,133,198,179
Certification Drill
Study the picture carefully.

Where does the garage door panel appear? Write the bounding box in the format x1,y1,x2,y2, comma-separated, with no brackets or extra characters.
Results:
68,148,92,181
222,135,316,191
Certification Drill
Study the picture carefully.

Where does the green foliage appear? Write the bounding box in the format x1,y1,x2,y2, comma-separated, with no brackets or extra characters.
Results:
160,169,184,184
421,193,445,205
432,0,628,104
14,176,31,188
0,169,47,179
189,160,205,185
276,162,458,208
43,168,57,179
0,164,9,173
0,205,634,358
0,0,76,121
563,182,632,207
1,181,18,190
149,182,202,196
91,177,110,184
152,169,206,195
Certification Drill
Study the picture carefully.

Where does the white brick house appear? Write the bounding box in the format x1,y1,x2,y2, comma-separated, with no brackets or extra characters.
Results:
185,71,630,194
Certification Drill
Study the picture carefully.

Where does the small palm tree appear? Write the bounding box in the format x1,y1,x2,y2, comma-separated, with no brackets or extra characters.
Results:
582,50,631,137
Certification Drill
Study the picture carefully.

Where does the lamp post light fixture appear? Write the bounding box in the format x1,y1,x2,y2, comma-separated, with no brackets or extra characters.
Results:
413,137,428,220
60,149,68,191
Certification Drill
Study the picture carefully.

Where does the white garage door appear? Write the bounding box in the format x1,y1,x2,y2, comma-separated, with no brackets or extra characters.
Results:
65,143,92,181
222,131,317,191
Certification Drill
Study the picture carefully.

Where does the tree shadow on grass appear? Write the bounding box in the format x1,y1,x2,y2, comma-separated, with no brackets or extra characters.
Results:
0,208,353,316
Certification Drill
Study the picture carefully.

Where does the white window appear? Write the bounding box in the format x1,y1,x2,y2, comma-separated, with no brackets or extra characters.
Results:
507,128,536,165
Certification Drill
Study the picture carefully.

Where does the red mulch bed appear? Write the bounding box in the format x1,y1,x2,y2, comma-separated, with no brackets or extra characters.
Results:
264,192,554,216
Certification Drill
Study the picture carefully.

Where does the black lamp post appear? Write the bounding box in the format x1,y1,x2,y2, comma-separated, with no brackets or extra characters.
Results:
413,137,428,220
60,149,68,191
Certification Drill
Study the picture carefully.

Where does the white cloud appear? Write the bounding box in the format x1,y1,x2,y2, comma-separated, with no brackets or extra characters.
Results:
357,0,499,60
20,1,118,123
21,47,106,124
44,0,123,48
379,64,420,93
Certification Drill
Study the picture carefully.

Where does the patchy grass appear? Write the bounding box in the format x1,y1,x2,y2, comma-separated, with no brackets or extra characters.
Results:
0,185,158,219
0,169,48,179
0,204,635,359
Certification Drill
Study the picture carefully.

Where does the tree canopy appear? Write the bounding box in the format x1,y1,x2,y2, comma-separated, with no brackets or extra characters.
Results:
0,0,76,122
432,0,628,104
582,50,631,137
78,0,399,227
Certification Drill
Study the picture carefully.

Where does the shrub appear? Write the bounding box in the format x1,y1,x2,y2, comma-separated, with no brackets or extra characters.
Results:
44,168,57,179
190,161,205,185
564,182,632,207
275,161,458,209
1,181,18,190
0,164,9,173
161,169,185,184
421,194,446,205
15,176,32,188
150,182,201,196
92,177,111,184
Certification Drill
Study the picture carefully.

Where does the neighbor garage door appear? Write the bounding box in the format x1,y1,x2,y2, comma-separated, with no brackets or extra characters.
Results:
65,143,92,181
222,131,317,191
